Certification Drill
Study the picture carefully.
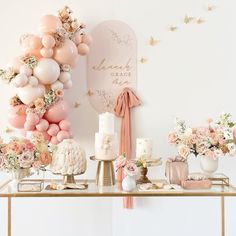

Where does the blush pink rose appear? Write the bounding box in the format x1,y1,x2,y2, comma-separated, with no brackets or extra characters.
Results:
168,132,178,144
178,145,190,159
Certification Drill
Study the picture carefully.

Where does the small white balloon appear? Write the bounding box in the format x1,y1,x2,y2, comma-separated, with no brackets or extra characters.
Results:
14,73,28,87
59,72,71,83
63,79,72,89
28,76,39,87
20,65,32,76
11,78,20,88
51,80,64,90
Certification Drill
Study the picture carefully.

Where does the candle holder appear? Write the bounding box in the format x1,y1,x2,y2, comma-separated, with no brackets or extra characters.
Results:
136,167,151,184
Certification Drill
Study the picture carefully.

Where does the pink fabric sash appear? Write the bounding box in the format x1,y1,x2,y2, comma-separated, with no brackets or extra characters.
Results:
114,87,141,209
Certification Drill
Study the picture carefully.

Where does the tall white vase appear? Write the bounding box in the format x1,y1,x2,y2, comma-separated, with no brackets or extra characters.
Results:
200,156,218,175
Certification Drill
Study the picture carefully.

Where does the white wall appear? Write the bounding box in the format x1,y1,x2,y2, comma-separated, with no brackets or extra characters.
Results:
0,0,236,235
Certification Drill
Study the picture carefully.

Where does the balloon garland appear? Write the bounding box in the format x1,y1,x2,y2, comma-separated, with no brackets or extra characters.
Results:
0,6,92,144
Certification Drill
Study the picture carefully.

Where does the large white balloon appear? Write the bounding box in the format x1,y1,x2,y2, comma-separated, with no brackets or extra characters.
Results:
33,58,60,85
17,84,45,105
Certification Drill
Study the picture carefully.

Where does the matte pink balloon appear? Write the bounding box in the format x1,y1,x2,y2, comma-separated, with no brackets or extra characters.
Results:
39,15,62,34
50,136,59,145
44,100,69,123
77,43,90,55
20,65,32,76
40,48,53,58
63,79,72,89
26,113,40,126
8,105,27,129
23,47,42,59
42,35,55,48
57,130,70,142
36,119,49,132
47,124,60,136
59,120,71,131
29,36,42,49
24,122,36,131
54,39,78,67
82,34,92,45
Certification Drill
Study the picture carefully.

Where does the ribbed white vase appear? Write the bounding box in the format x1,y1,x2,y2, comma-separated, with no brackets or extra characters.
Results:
200,156,218,175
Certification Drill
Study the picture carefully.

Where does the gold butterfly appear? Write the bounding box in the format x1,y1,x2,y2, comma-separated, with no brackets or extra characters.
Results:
196,18,205,24
169,26,178,32
86,89,94,96
149,36,160,46
74,101,81,108
140,57,148,63
184,15,195,24
208,5,216,11
5,127,13,133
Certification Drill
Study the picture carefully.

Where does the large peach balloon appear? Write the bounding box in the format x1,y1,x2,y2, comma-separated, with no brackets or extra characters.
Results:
33,58,60,85
8,105,27,129
39,15,62,34
17,84,45,105
54,39,78,67
44,100,69,123
29,36,42,49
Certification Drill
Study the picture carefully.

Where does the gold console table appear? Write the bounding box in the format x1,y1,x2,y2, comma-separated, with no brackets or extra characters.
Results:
0,178,236,236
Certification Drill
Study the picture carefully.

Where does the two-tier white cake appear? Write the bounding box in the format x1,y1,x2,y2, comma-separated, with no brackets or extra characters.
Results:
95,112,118,160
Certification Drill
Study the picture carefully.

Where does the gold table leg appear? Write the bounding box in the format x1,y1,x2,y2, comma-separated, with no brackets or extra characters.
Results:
221,196,225,236
8,197,11,236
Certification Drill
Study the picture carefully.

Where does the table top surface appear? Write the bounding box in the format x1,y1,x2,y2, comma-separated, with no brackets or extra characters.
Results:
1,177,236,198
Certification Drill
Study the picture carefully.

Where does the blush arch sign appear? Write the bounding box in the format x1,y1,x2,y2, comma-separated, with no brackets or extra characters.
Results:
87,20,137,113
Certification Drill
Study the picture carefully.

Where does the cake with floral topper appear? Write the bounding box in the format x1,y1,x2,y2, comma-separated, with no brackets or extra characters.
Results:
95,112,118,160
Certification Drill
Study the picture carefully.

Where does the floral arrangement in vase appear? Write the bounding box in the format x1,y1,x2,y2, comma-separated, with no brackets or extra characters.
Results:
0,132,52,173
116,155,138,191
168,113,236,174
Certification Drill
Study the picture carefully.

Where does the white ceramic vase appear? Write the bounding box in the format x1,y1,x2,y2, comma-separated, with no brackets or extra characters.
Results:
200,156,218,176
8,168,31,192
122,175,136,192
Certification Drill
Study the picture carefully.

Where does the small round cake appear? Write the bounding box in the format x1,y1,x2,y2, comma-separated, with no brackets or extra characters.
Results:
50,139,87,176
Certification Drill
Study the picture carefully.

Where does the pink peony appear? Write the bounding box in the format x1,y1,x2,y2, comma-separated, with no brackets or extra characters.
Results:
124,162,138,176
7,141,22,154
178,145,190,159
19,151,34,168
115,155,127,170
168,132,178,144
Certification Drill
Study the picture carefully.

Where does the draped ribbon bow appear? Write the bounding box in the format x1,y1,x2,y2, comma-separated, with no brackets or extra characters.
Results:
114,87,141,209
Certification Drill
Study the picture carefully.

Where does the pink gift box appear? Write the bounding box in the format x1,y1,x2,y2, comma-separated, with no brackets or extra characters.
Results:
181,179,212,189
165,156,189,185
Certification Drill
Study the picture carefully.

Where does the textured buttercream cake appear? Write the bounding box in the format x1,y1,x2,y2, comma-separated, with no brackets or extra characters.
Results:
50,139,87,175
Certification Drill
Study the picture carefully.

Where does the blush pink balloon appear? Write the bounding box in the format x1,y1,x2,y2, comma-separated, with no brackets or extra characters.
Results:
26,113,40,126
77,43,90,55
59,120,71,131
8,105,27,129
47,124,60,136
22,47,42,59
57,130,70,142
50,136,59,145
42,131,51,141
24,122,36,131
39,15,62,34
36,119,49,132
29,36,42,49
42,35,55,48
8,57,23,73
82,34,92,45
40,48,53,58
44,99,69,123
74,32,82,45
54,39,78,67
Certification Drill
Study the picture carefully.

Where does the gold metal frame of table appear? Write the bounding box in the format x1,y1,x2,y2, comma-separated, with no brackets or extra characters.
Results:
1,179,236,236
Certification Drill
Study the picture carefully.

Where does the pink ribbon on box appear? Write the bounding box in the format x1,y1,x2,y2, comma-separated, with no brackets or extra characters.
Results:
114,87,141,209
